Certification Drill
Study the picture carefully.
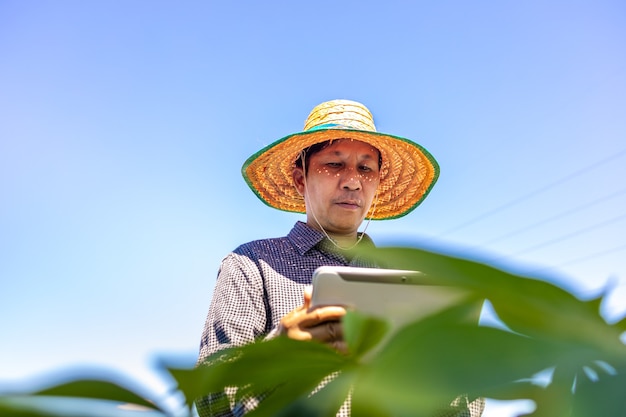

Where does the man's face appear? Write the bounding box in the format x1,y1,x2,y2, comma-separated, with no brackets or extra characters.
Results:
293,139,381,236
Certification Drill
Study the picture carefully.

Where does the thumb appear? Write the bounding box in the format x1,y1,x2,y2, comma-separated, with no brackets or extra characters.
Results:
303,285,313,308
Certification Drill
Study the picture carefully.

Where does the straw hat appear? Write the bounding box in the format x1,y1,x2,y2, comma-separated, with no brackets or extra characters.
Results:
242,99,439,220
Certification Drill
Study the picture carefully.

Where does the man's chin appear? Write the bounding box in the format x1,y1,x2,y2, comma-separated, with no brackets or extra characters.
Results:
326,218,366,235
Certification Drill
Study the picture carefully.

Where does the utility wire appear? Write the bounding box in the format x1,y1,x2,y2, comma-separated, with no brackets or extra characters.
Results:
536,243,626,271
435,148,626,238
475,187,626,247
501,212,626,258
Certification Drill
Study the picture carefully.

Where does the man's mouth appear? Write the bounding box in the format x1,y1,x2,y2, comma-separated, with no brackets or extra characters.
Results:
336,199,361,209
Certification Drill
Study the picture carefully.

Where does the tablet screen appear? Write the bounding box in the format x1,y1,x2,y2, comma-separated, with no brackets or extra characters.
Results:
311,265,475,329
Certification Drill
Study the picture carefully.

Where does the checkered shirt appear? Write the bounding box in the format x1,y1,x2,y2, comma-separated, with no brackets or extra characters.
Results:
196,221,484,417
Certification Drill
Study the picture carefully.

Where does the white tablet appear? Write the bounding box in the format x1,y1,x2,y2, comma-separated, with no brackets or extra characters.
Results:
311,265,476,330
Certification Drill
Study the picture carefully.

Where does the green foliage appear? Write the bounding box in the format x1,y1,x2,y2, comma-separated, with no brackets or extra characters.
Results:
1,246,624,416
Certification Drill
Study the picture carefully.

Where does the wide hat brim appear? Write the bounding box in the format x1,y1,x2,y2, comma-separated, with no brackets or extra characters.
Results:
242,126,439,220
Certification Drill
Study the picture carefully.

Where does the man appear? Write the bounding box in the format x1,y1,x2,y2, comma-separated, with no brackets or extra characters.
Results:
196,99,482,416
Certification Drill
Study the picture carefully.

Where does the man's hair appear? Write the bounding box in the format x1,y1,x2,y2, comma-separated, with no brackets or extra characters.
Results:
294,140,382,174
294,141,331,173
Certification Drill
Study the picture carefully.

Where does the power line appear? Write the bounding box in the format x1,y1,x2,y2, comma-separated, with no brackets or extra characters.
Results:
475,187,626,247
503,213,626,258
435,148,626,238
542,243,626,270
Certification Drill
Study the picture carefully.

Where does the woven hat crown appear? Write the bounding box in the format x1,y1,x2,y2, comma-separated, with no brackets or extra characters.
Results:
304,100,377,132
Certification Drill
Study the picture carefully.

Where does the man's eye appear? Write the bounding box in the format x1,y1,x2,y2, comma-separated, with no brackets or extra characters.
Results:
360,165,373,172
326,162,342,168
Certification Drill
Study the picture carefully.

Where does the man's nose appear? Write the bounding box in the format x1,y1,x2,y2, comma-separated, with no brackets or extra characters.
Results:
341,168,362,190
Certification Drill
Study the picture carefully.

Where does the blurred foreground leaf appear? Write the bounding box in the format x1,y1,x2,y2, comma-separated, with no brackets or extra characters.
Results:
572,365,626,416
0,395,166,417
32,379,159,410
3,245,625,416
342,310,389,358
360,248,626,354
0,371,169,417
169,336,351,415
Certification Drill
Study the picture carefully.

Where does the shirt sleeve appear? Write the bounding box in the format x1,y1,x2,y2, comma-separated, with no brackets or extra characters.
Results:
196,251,270,417
198,251,270,361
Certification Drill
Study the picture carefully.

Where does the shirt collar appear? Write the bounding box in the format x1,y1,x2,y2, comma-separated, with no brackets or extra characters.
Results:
288,221,325,255
287,221,376,256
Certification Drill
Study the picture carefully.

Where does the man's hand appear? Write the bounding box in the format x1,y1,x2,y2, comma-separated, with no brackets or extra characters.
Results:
278,286,347,353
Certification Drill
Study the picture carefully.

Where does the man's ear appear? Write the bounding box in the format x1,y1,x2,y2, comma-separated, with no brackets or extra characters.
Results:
292,167,305,196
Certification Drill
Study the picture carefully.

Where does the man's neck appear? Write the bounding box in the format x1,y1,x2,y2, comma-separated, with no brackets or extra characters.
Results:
327,233,358,248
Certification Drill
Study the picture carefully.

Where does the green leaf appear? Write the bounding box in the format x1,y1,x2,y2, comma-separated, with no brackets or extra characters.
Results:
253,370,356,417
0,395,168,417
168,336,350,411
31,379,159,411
350,307,558,416
572,367,626,416
342,310,390,359
614,315,626,332
357,247,626,371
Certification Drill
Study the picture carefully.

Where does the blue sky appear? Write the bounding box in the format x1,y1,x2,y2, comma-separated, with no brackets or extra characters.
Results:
1,1,625,415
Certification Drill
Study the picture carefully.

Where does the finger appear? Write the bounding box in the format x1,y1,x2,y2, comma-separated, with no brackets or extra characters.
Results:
281,304,342,329
278,304,307,332
303,285,313,308
279,304,346,340
283,327,315,341
303,305,347,326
